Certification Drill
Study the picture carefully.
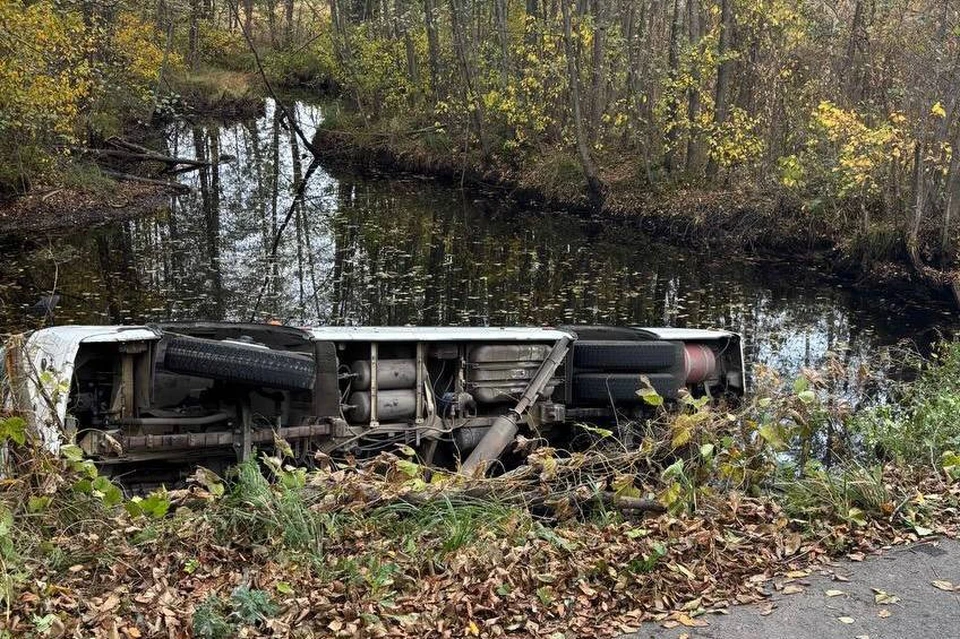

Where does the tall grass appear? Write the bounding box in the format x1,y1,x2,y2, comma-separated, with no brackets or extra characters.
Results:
853,340,960,465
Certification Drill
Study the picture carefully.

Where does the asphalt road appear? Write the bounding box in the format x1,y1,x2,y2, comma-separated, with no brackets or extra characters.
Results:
624,538,960,639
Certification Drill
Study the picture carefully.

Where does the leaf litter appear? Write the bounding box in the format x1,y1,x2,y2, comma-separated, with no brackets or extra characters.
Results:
3,449,960,639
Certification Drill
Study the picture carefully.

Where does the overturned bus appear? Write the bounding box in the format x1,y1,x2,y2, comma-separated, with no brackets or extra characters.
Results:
1,323,744,483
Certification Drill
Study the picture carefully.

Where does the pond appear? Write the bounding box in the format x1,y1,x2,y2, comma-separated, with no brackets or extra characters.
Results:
1,98,956,389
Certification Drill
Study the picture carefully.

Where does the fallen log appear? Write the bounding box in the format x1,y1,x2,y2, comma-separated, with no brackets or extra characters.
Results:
100,169,191,192
87,147,213,168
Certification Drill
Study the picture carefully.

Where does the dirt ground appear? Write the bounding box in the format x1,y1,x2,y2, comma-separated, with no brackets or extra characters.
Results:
0,182,170,237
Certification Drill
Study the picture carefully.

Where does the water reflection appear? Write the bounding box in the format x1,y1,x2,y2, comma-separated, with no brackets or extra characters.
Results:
1,99,956,383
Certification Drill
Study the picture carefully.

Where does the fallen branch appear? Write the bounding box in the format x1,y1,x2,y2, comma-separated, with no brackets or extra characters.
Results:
100,169,191,192
85,147,213,168
304,470,666,519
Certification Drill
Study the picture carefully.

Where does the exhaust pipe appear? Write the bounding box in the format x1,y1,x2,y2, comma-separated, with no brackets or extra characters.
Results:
460,336,571,475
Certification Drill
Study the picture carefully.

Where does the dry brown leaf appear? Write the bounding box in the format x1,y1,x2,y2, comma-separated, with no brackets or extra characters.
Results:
932,580,956,592
782,585,804,595
824,589,845,597
676,613,708,628
837,616,856,624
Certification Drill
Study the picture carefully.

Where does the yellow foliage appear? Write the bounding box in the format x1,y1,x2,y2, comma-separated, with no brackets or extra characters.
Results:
708,107,766,168
0,0,93,141
806,101,906,197
0,1,167,184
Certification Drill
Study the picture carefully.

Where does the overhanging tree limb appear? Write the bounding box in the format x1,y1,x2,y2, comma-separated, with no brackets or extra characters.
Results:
227,1,320,157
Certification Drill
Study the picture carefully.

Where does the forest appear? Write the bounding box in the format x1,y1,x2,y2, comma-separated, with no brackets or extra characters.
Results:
8,2,960,637
6,0,960,294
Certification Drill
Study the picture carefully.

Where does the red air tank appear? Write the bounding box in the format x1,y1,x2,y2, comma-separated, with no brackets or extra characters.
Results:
683,344,717,384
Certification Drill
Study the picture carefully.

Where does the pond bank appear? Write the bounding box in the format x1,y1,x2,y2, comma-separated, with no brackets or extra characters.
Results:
0,181,169,238
312,125,945,305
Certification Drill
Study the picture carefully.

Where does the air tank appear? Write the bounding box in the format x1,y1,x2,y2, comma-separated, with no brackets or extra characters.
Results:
346,390,417,422
350,359,418,390
683,344,718,384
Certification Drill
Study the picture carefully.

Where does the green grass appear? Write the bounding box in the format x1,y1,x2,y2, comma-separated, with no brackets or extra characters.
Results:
777,461,890,526
852,341,960,465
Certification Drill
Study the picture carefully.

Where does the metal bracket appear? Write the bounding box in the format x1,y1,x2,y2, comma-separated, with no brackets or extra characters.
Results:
415,342,425,424
234,403,253,461
369,342,379,428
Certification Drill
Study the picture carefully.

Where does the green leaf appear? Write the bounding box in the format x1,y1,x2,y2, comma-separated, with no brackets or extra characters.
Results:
661,459,685,481
396,459,420,478
0,506,13,537
797,390,816,404
275,581,294,595
792,377,809,394
72,479,92,494
0,417,26,445
847,507,867,526
92,476,123,508
637,386,664,407
758,424,788,450
27,495,51,513
699,443,715,460
579,423,614,438
139,490,171,519
60,444,84,462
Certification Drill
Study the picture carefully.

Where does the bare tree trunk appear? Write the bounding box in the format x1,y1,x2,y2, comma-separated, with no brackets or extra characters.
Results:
243,0,253,34
525,0,539,45
588,0,606,141
684,0,702,173
284,0,295,44
188,0,201,69
664,0,683,173
394,0,420,89
424,0,441,98
561,0,603,206
449,0,490,156
706,0,733,178
495,0,510,86
841,0,867,103
908,141,926,270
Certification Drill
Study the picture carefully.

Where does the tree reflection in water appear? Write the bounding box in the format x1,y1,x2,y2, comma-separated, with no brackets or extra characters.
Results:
1,99,956,386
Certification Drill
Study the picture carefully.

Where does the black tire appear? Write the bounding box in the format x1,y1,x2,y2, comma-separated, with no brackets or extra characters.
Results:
572,340,682,372
560,325,646,341
573,373,682,403
163,336,315,391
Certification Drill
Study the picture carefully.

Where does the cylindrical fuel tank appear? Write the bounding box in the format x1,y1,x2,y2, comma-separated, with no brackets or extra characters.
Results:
346,390,417,422
468,344,551,363
350,359,418,390
683,344,718,384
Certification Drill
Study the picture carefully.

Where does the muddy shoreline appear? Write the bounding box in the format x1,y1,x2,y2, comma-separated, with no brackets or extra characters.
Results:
0,182,171,238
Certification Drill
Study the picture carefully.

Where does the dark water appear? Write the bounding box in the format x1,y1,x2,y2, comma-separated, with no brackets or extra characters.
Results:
1,99,957,384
